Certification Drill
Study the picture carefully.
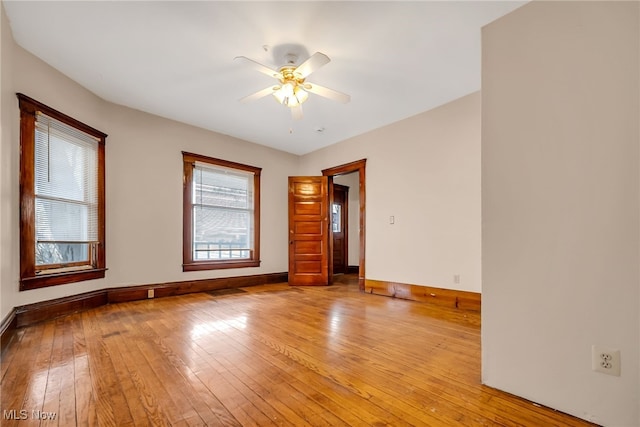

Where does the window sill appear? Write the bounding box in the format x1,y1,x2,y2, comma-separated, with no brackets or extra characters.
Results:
182,260,261,272
20,268,107,291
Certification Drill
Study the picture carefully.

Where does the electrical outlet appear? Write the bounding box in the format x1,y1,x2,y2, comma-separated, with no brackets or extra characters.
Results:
147,289,154,299
592,346,620,376
454,274,460,284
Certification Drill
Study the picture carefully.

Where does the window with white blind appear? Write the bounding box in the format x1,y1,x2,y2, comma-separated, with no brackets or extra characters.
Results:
182,152,261,271
18,94,107,290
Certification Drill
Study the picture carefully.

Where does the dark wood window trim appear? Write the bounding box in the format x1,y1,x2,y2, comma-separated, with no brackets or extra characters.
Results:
182,152,261,271
17,93,107,291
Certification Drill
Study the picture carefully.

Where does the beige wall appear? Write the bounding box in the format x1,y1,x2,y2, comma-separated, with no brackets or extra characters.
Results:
300,92,482,293
0,3,299,320
482,1,639,425
1,4,16,320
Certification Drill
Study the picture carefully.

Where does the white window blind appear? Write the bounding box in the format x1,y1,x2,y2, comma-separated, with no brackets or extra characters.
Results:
192,162,254,260
34,112,99,266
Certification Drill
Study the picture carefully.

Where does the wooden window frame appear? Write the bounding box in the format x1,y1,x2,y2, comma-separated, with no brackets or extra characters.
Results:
18,94,107,291
182,151,261,271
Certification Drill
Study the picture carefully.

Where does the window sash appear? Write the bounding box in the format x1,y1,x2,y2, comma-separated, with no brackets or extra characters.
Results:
182,152,261,271
191,163,254,261
34,112,99,269
18,93,107,290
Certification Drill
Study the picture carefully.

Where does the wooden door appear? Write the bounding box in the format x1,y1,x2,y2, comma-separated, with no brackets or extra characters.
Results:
332,184,348,275
288,176,329,286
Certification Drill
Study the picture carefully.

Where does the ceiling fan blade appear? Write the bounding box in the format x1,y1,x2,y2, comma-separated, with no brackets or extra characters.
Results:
239,86,279,104
234,56,281,79
294,52,330,79
291,104,304,121
304,82,351,104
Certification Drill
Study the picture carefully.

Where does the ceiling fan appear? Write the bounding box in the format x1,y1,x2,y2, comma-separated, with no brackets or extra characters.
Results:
235,51,350,120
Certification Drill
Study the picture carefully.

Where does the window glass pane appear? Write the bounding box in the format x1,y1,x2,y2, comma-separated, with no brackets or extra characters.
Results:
36,243,88,265
191,163,254,261
194,166,251,209
193,205,251,260
332,203,341,233
35,120,97,202
35,198,94,241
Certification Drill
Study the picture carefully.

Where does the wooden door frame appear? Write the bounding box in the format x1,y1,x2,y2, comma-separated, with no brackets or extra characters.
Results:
322,159,366,291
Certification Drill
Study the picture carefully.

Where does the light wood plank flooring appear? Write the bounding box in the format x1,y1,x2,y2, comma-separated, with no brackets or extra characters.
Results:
1,276,594,426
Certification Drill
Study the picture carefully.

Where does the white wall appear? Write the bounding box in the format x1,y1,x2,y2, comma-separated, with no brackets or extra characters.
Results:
481,1,639,425
0,4,298,320
300,92,482,293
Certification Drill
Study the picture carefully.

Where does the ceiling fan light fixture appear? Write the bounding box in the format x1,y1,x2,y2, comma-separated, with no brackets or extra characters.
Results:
272,82,292,105
273,82,308,108
294,86,308,104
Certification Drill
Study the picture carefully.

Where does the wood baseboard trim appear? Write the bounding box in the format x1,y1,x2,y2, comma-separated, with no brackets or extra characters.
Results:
15,290,108,328
13,272,288,328
364,279,481,312
1,309,18,355
107,272,288,303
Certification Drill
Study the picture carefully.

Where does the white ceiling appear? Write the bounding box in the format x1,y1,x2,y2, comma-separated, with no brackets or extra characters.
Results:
4,1,526,156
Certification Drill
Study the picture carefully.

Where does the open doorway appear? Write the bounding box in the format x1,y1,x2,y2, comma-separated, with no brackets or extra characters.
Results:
322,159,366,291
331,183,349,275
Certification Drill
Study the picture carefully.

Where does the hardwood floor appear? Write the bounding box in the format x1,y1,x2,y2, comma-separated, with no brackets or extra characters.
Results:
1,276,594,426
